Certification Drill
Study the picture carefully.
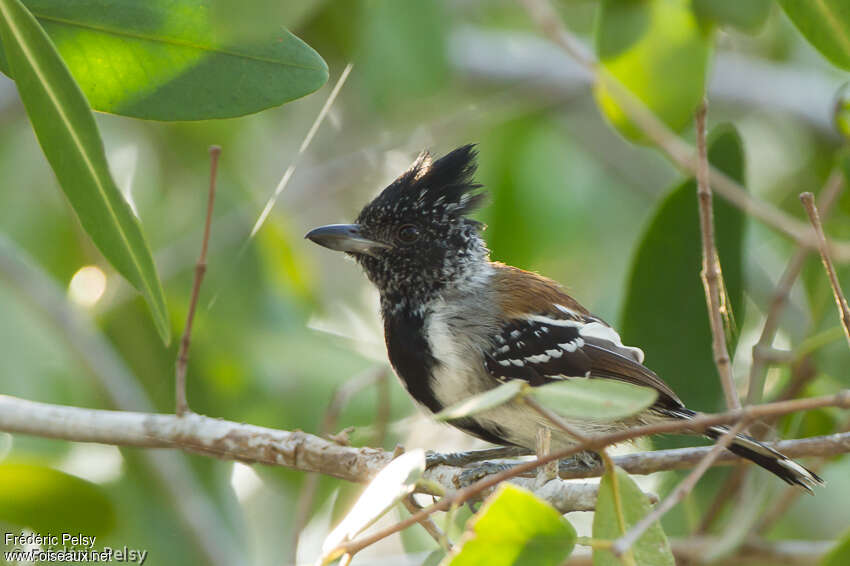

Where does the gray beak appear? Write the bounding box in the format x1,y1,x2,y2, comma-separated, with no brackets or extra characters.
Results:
305,224,390,256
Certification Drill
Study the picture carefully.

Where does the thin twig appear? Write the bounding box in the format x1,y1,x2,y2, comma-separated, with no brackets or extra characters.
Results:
175,146,220,416
248,63,353,240
695,99,740,410
800,192,850,347
517,0,850,261
207,64,353,308
611,421,748,556
747,171,845,404
402,495,452,552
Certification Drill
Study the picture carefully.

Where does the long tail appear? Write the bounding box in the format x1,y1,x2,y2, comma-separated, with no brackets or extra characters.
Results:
666,408,824,492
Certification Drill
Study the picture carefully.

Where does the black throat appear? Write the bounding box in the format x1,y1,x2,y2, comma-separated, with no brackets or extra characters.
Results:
383,306,443,413
382,300,513,447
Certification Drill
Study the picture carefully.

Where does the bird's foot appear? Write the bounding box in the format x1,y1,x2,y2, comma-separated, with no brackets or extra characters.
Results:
425,446,531,468
457,462,517,486
558,451,605,476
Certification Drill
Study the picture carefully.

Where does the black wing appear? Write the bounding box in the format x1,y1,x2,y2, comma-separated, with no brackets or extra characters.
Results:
483,314,683,411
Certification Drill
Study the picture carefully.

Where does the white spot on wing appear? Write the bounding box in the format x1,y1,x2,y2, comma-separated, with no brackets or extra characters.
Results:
525,353,550,364
579,322,644,363
498,360,511,367
527,314,582,328
558,338,584,352
628,347,645,364
578,321,622,343
545,348,563,358
510,359,524,367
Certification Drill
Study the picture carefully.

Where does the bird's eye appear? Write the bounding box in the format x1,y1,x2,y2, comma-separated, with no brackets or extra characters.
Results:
397,224,420,244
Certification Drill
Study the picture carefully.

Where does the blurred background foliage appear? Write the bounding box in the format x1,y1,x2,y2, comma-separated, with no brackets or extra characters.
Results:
0,0,849,564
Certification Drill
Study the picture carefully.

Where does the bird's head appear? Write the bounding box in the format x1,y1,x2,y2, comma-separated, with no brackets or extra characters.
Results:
306,144,489,311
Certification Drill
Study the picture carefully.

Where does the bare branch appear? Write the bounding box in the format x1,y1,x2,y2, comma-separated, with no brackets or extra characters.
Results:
402,495,452,552
695,99,740,410
176,145,220,416
748,171,845,404
2,392,848,482
800,192,850,347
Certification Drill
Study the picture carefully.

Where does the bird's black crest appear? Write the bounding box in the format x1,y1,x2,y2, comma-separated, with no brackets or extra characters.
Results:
357,144,485,224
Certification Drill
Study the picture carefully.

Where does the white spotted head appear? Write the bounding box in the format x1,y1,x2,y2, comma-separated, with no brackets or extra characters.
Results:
308,145,490,314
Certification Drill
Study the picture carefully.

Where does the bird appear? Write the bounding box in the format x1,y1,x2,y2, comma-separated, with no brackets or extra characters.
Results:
305,144,822,491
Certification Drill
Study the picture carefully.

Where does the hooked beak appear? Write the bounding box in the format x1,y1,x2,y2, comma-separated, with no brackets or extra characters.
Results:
305,224,391,257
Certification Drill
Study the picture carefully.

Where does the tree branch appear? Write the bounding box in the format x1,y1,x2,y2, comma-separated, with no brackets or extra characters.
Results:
747,172,845,404
695,98,740,410
800,192,850,347
3,390,849,522
175,145,220,416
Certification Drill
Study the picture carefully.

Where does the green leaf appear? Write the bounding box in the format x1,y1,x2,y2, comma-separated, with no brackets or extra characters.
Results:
0,0,170,342
821,528,850,566
434,381,525,422
593,466,673,566
836,83,850,139
777,0,850,70
618,125,746,429
321,450,426,559
529,380,658,422
443,484,576,566
0,463,115,535
0,0,328,120
692,0,772,33
594,0,712,142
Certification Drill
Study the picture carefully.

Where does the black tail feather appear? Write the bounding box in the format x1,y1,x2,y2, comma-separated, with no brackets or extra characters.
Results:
665,408,823,492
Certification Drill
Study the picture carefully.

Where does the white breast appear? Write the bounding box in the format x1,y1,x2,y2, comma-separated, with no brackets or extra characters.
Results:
426,298,494,407
424,263,500,408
